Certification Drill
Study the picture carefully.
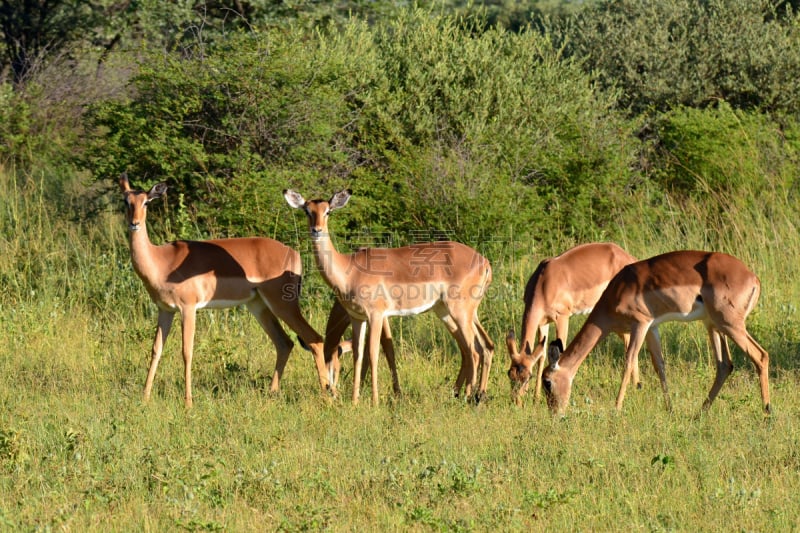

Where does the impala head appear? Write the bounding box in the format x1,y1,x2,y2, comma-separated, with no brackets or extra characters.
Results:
542,338,572,416
119,172,168,232
506,330,540,406
283,189,352,240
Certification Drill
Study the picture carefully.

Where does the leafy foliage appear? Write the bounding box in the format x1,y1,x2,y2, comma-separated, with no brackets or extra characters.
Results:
84,8,632,251
557,0,800,116
0,0,103,83
644,101,800,199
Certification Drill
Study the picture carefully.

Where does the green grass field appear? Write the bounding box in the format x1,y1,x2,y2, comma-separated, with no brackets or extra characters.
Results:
1,169,799,531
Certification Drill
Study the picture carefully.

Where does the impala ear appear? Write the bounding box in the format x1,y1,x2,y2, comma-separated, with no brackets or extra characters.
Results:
337,340,353,356
283,189,306,209
505,330,518,359
329,189,352,211
547,339,564,367
119,172,132,192
148,182,168,201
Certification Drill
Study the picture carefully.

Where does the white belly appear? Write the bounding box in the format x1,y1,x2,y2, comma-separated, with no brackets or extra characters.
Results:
384,300,437,317
652,303,706,326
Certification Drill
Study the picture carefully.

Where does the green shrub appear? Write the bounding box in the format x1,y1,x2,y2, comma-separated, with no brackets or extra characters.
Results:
85,22,382,239
85,9,636,251
367,10,635,241
558,0,800,116
0,83,31,164
645,102,800,200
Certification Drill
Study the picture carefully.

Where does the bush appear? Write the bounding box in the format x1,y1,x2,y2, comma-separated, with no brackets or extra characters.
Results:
558,0,800,116
85,8,637,252
644,102,800,200
368,10,634,241
85,22,382,239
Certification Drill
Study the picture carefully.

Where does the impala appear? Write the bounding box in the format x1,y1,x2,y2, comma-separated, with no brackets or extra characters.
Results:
120,173,329,407
284,189,495,405
542,250,771,416
506,242,641,404
324,300,400,395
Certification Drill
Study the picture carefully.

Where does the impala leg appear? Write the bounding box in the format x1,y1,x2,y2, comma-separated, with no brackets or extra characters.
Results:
535,323,552,398
453,314,479,399
358,332,374,385
268,297,329,393
717,325,770,413
437,310,481,399
644,327,669,411
180,307,198,408
356,328,372,384
246,299,294,393
745,331,771,413
436,313,467,398
533,351,546,400
368,313,384,406
473,316,495,401
350,318,368,405
380,318,401,395
359,353,370,382
356,319,398,395
521,324,547,400
452,336,473,397
144,310,174,403
553,317,568,350
324,300,351,392
471,340,481,398
701,327,733,412
620,331,643,390
615,323,648,411
470,325,485,400
622,331,643,390
539,317,566,398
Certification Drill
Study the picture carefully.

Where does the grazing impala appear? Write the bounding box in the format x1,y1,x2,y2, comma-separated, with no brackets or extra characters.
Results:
284,189,495,405
542,250,771,416
507,242,641,404
324,300,400,395
119,173,330,407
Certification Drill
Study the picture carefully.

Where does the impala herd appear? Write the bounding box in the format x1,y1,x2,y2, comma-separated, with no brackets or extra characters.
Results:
119,173,771,416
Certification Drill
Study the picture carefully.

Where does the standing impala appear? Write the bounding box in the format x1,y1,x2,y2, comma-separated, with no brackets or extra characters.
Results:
119,173,330,407
284,189,495,405
542,250,771,416
507,242,641,404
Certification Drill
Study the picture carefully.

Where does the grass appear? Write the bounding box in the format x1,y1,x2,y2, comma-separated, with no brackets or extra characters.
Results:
1,167,800,531
2,331,798,531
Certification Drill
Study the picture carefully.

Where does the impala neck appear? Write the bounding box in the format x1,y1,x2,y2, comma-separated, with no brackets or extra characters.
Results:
555,321,606,377
310,231,351,292
127,220,159,284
